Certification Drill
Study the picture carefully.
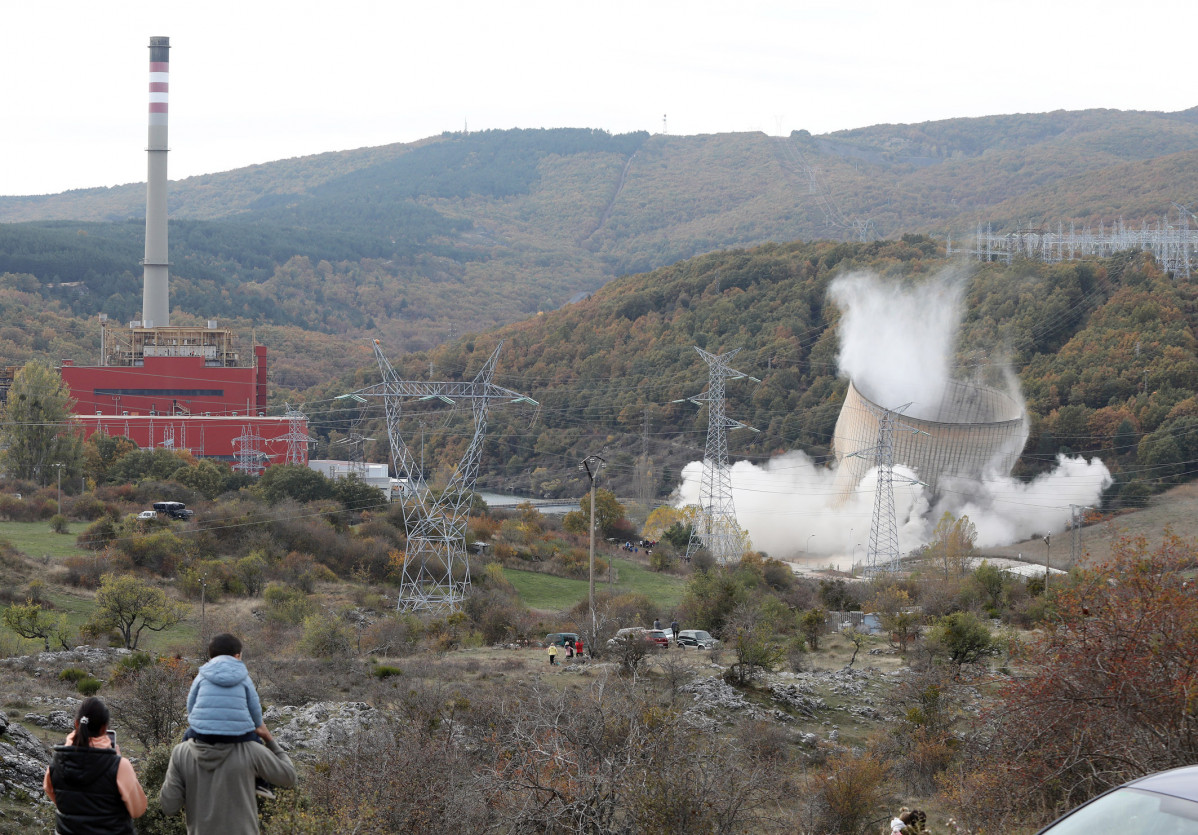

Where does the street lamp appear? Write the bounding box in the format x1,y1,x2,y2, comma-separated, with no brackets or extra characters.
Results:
806,533,815,554
578,454,607,636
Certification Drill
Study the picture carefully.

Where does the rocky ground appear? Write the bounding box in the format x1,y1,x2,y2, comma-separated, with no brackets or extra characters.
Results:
1,634,951,827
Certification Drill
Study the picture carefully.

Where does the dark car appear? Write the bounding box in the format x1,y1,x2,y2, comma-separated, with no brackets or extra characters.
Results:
544,632,579,647
676,629,719,649
153,501,194,520
1035,764,1198,833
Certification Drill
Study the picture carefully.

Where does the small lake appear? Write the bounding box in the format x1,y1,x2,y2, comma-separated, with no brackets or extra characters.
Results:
476,491,577,515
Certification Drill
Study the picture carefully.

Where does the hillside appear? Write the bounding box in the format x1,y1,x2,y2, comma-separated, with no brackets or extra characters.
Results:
283,240,1196,525
1,110,1197,356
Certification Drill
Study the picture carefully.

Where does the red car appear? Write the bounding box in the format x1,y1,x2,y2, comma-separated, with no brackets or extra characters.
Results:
646,629,671,648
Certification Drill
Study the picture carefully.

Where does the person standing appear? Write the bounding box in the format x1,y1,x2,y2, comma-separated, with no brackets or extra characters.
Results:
44,696,148,834
548,643,558,665
159,724,297,835
670,619,680,643
575,638,584,660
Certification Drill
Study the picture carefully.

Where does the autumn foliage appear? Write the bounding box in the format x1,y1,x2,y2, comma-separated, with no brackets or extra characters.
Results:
947,533,1198,829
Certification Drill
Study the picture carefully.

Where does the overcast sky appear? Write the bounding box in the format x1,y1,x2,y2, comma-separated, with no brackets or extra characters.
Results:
2,0,1195,196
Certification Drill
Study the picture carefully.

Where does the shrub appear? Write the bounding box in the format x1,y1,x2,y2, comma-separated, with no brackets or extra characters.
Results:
263,583,315,625
77,676,102,696
50,514,69,534
299,611,353,659
372,665,402,679
63,551,132,588
76,517,118,551
110,650,154,685
59,667,89,683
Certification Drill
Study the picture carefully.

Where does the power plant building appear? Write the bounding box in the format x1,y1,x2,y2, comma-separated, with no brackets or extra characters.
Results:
51,36,303,471
833,378,1028,498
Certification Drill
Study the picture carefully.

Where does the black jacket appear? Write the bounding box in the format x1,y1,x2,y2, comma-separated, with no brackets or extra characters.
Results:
48,745,135,835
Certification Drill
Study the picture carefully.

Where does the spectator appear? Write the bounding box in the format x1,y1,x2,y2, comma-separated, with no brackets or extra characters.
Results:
159,724,297,835
44,696,148,834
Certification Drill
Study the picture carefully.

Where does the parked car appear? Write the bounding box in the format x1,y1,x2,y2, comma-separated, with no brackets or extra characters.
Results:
136,510,157,520
544,632,579,647
1034,764,1198,834
153,501,194,520
646,629,671,648
607,627,649,647
676,629,719,649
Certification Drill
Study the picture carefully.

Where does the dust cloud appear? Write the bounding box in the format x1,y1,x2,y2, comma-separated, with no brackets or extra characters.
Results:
674,267,1111,562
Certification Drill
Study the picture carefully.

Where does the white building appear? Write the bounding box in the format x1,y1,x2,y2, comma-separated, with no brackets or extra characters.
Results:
307,459,405,501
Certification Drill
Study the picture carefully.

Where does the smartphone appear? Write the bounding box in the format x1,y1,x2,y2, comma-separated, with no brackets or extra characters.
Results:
106,730,116,745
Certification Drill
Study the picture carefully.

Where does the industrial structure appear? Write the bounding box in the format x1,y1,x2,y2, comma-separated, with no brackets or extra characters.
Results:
955,209,1198,278
50,37,304,466
833,378,1028,502
677,347,758,564
357,340,535,611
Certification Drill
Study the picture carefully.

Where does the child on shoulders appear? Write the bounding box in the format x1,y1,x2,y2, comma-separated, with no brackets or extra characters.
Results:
186,633,275,797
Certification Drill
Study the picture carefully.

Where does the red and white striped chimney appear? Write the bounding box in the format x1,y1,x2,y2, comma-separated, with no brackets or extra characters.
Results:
142,36,170,328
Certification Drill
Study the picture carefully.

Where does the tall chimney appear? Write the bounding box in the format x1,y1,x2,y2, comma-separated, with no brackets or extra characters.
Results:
142,36,170,328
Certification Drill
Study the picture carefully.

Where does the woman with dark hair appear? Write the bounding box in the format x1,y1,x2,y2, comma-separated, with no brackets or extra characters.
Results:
43,696,147,834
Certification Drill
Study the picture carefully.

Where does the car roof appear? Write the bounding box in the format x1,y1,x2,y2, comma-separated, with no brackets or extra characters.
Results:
1125,765,1198,802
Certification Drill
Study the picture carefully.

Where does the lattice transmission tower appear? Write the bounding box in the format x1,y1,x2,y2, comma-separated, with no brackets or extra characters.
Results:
279,403,316,465
232,425,268,475
332,393,371,478
675,347,759,564
849,405,925,575
356,340,536,611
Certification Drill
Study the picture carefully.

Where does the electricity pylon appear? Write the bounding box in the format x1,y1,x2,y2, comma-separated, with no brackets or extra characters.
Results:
279,403,316,465
232,425,268,475
332,393,371,477
849,404,925,575
356,340,536,611
674,347,759,564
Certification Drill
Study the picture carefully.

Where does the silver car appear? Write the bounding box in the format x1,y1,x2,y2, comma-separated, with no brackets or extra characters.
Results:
1034,764,1198,834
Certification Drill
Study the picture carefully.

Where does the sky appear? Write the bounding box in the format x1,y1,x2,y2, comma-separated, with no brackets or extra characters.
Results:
2,0,1196,196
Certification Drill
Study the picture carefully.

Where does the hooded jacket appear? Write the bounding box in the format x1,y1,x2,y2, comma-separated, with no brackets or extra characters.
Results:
47,745,134,835
186,655,263,736
159,738,297,835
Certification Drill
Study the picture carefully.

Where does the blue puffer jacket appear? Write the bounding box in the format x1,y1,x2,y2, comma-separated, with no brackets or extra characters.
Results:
186,655,263,736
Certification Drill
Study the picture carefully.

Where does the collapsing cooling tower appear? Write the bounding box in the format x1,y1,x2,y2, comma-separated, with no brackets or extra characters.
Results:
832,378,1028,500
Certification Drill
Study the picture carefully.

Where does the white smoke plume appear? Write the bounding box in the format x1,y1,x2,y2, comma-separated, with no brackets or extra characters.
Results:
932,455,1114,548
675,454,927,567
674,266,1112,562
828,269,965,419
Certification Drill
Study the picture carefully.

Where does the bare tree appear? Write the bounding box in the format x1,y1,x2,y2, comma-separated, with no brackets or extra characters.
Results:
108,656,191,749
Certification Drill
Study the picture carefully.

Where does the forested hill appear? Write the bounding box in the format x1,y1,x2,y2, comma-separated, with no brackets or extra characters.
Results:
295,239,1198,509
1,110,1197,357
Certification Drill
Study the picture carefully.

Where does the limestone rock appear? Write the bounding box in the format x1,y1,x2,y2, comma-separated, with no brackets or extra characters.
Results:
0,713,52,799
263,701,383,758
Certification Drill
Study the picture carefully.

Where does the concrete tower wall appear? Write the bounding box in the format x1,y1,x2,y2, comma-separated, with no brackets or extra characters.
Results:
833,379,1028,499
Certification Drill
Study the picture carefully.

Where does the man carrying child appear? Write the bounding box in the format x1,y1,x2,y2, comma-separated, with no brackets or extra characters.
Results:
160,633,297,834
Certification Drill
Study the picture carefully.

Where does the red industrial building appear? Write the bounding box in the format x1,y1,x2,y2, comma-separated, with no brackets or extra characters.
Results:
54,36,305,473
60,323,303,471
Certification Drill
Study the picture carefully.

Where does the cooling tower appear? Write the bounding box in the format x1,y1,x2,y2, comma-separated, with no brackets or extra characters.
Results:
142,36,170,328
833,378,1028,499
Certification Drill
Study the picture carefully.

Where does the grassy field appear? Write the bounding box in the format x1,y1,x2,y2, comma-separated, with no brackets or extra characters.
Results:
503,555,686,614
0,520,89,561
